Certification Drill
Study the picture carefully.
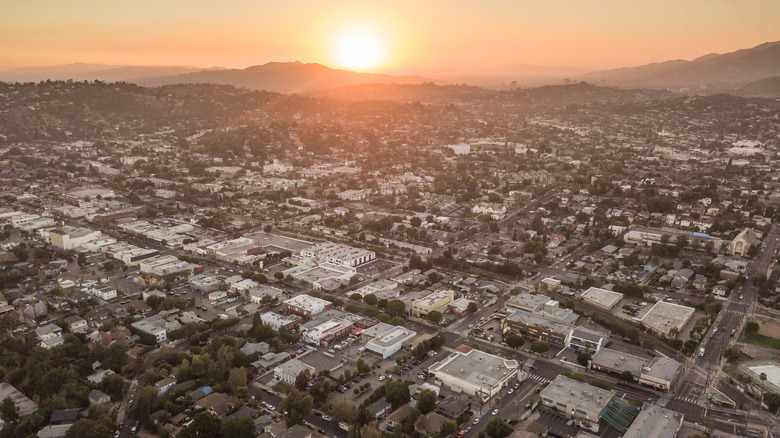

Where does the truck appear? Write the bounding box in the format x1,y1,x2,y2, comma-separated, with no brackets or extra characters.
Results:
698,347,705,357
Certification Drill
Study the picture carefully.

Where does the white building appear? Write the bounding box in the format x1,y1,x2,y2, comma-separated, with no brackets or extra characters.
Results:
471,203,507,220
274,359,315,386
300,241,375,268
260,312,302,331
428,348,520,402
365,326,417,359
282,294,333,319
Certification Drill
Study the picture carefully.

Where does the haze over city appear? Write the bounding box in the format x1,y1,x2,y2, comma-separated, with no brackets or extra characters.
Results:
2,0,779,74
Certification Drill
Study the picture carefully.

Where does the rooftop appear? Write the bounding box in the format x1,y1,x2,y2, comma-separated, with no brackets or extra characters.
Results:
640,301,695,335
429,348,519,390
623,403,683,438
366,326,417,348
581,287,624,309
540,375,614,414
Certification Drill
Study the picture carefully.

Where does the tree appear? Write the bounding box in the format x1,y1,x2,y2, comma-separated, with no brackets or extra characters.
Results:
385,381,411,409
485,417,513,438
0,397,18,426
363,294,378,306
589,379,612,390
410,217,422,227
427,310,443,324
130,385,158,428
625,327,641,343
760,372,767,405
387,300,405,314
442,420,458,437
221,417,255,438
745,320,759,337
350,293,363,302
179,411,220,438
467,302,478,314
64,419,112,438
530,341,549,354
363,306,379,318
280,388,313,426
391,316,405,326
723,346,742,363
377,313,391,323
228,367,248,394
294,370,310,391
356,358,372,375
620,370,635,382
577,353,591,367
329,398,357,424
274,272,284,280
417,389,437,414
505,334,524,349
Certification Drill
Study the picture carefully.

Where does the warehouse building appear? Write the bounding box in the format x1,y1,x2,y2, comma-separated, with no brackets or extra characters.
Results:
428,346,521,402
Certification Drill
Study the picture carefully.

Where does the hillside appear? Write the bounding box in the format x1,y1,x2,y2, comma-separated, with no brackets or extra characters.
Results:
144,61,435,93
580,41,780,96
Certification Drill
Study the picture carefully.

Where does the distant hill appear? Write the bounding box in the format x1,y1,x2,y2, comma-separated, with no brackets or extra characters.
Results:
0,63,209,83
579,41,780,96
144,61,436,93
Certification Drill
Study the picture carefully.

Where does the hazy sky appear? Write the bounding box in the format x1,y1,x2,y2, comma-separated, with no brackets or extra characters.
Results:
2,0,779,73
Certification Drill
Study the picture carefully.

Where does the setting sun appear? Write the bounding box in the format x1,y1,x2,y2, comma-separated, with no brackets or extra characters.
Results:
334,30,386,71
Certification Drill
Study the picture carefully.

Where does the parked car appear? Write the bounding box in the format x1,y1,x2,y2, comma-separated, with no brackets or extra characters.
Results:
473,418,480,425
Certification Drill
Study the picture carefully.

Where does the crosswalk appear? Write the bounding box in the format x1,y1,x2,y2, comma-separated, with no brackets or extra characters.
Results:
724,308,744,315
674,395,699,404
527,374,551,384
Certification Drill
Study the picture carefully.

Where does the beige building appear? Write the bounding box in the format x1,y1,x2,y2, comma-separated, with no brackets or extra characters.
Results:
727,228,761,257
411,289,455,318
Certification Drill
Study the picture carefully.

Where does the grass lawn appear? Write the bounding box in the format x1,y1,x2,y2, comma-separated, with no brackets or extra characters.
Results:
739,331,780,350
273,381,292,394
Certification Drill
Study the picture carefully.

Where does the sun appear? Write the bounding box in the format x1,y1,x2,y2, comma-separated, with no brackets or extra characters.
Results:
334,30,386,71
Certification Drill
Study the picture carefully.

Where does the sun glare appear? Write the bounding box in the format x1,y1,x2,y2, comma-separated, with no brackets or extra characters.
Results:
334,30,386,71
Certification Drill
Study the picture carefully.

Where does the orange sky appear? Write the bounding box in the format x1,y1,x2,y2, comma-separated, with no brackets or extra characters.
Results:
2,0,778,74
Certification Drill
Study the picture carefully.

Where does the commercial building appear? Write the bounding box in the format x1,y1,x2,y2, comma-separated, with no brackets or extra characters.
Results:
352,279,399,300
566,327,607,353
364,326,417,359
622,403,683,438
260,312,302,331
411,289,455,318
506,294,578,324
249,284,284,303
139,255,198,277
639,356,682,391
302,317,354,346
590,348,647,381
205,237,264,264
282,295,333,320
503,311,573,346
447,298,476,317
590,348,681,391
581,287,624,311
428,347,521,402
49,226,103,251
274,359,315,386
539,375,614,425
130,310,179,344
640,301,695,337
10,214,55,231
190,275,222,293
300,241,375,268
